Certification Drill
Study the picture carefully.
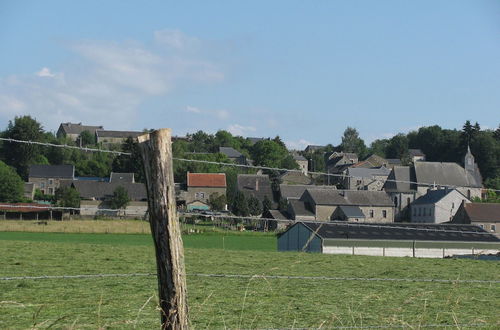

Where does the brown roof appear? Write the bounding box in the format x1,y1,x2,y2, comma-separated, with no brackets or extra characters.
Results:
465,203,500,223
0,203,51,213
187,173,226,188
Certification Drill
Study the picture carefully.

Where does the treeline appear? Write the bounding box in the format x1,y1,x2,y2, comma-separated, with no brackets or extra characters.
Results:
303,122,500,189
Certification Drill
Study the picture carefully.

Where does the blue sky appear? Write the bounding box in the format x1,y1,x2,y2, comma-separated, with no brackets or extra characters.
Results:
1,0,499,149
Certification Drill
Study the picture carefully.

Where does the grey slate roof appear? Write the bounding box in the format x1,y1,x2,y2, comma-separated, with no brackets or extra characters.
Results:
346,167,391,179
383,166,417,192
70,181,147,201
386,159,402,165
59,123,103,135
341,190,394,207
29,165,74,179
304,189,348,205
296,222,499,242
110,172,135,183
409,149,425,157
293,154,307,161
266,209,290,220
289,199,315,217
96,130,143,138
237,174,273,202
414,161,482,188
280,184,334,200
338,205,365,218
412,189,450,205
219,147,243,158
305,189,393,207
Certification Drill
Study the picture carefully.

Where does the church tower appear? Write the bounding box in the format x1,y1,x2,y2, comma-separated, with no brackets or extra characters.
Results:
464,145,475,172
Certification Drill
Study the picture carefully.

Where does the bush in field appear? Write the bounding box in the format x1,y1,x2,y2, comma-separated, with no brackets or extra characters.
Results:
0,160,24,202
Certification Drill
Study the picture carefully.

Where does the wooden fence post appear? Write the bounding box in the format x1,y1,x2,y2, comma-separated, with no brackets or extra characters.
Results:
138,129,189,329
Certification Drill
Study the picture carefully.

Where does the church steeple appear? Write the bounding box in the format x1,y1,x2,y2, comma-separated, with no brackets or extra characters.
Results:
464,145,475,172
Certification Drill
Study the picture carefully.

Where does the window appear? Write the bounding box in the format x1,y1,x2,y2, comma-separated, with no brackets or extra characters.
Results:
382,210,387,218
407,197,411,206
479,224,484,229
48,188,53,194
369,210,374,218
452,202,455,209
394,197,398,207
492,225,497,232
195,192,206,199
467,190,471,199
41,182,45,188
49,179,53,185
356,179,362,185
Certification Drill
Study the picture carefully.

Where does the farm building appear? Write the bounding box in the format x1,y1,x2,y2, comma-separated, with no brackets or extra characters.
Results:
278,221,500,258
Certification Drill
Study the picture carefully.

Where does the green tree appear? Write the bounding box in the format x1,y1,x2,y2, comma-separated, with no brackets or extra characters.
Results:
55,186,80,208
386,134,409,160
208,193,227,211
251,140,289,168
462,120,474,144
278,197,288,212
0,161,24,202
262,195,272,213
247,195,262,216
79,130,96,146
112,137,145,182
340,127,367,158
231,191,249,216
2,116,44,179
109,186,130,209
369,139,389,158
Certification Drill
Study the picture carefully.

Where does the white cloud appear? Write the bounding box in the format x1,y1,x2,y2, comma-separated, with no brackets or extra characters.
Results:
185,106,201,113
227,124,256,136
285,139,313,150
36,67,56,78
154,29,201,51
185,105,230,120
0,30,224,131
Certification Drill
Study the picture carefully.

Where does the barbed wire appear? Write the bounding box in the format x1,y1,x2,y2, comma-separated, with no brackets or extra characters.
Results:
0,272,498,284
0,137,131,155
1,137,498,192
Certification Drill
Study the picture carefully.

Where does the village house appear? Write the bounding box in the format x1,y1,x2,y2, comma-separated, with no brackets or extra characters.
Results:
383,166,418,221
409,149,426,162
28,164,75,195
219,147,248,165
279,184,335,201
237,174,273,204
411,189,470,223
184,173,227,211
451,202,500,237
293,154,309,174
95,130,143,145
289,189,394,223
61,173,147,218
56,122,103,141
343,167,391,191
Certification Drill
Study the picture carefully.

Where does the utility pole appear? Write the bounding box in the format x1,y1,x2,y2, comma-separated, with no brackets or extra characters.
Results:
138,129,189,329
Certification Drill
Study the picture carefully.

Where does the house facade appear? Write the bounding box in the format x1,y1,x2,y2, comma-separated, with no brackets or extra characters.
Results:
343,167,391,191
28,164,75,195
411,189,470,224
451,202,500,237
95,130,143,145
292,189,395,223
56,122,103,141
185,173,227,210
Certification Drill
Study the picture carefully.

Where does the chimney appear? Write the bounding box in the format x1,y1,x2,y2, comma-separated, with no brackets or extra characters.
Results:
255,179,259,191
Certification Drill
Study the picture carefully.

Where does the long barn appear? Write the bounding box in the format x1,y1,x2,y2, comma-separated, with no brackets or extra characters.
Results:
278,222,500,258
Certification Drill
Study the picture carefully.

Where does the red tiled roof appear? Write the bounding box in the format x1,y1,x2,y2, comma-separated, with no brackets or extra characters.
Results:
465,203,500,223
187,173,226,188
0,203,51,213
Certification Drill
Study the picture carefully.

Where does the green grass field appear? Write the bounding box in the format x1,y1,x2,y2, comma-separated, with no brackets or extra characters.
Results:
1,231,499,329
